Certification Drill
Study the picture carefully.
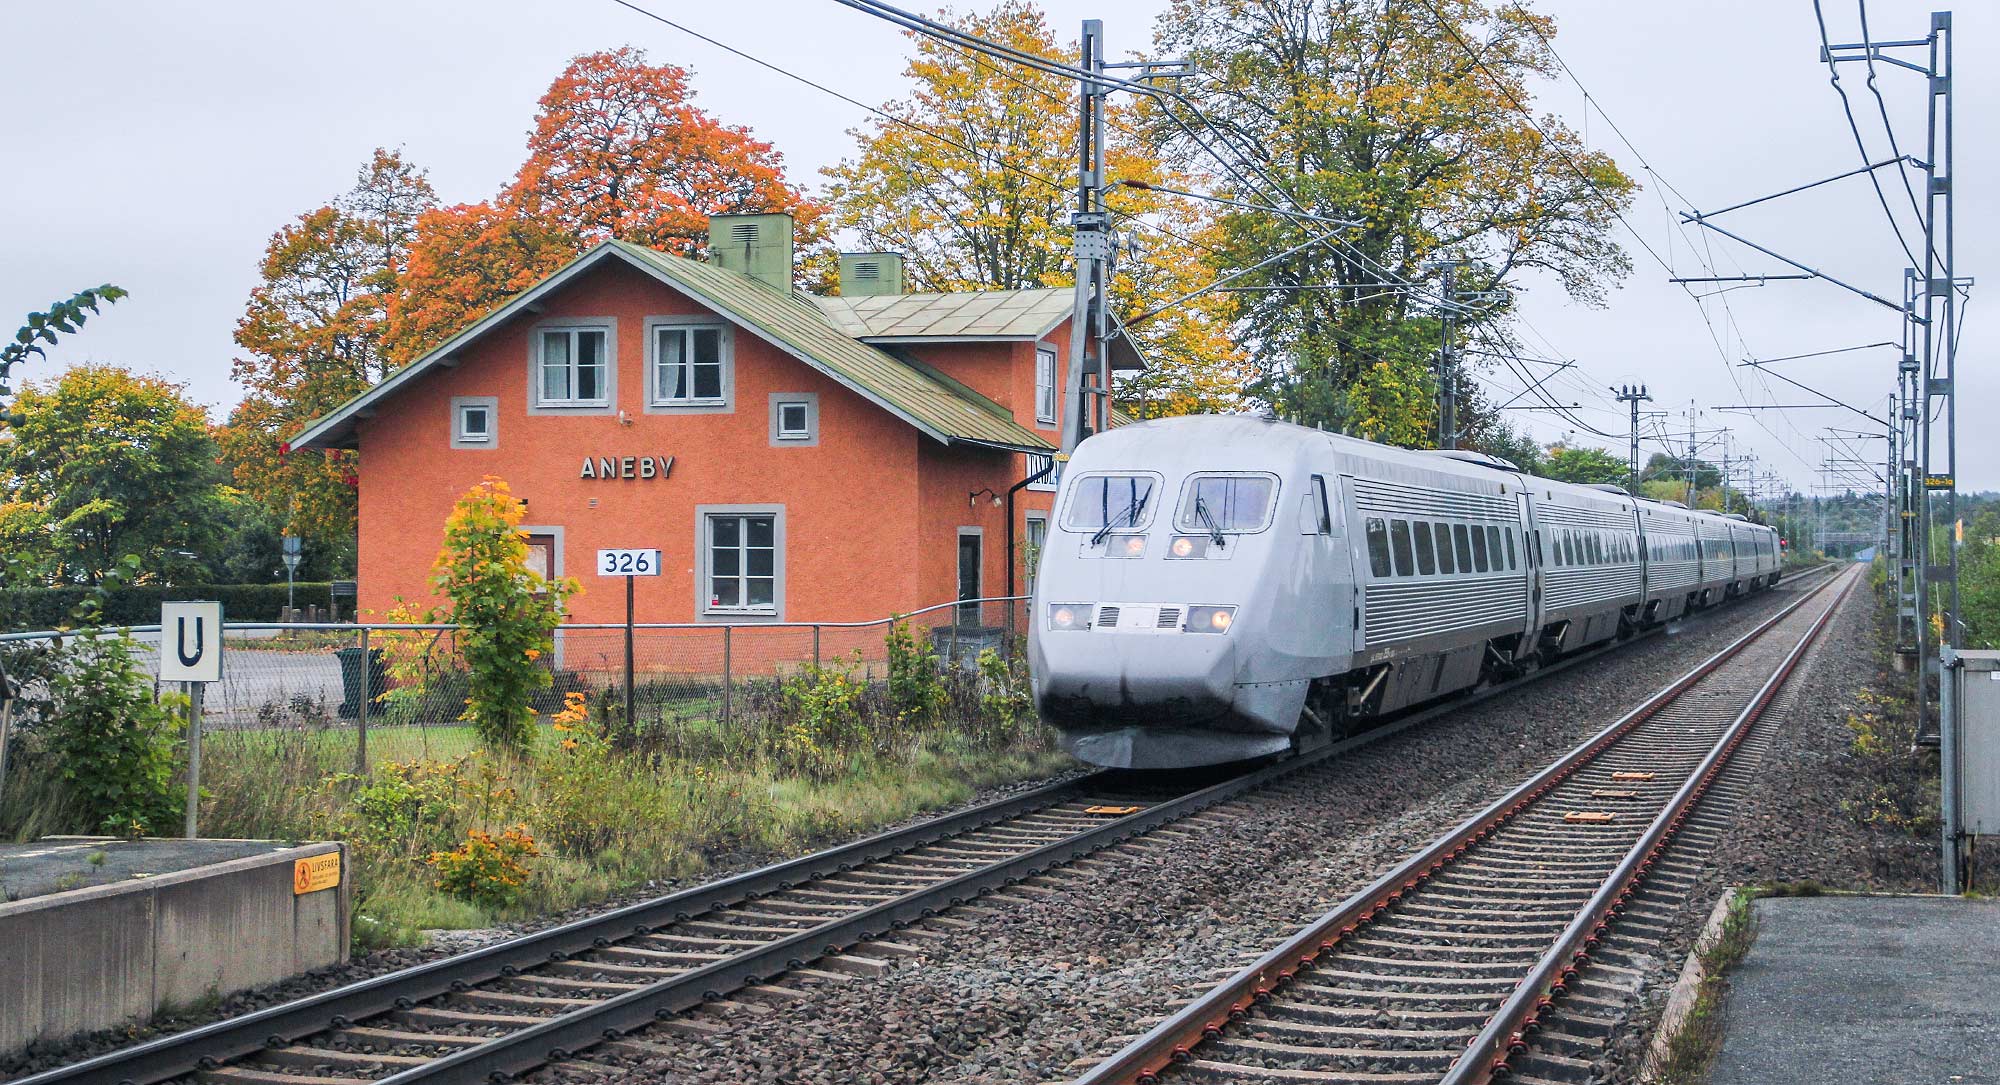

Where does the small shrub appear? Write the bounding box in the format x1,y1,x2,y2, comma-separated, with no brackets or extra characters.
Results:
44,629,186,836
332,758,475,858
975,647,1034,747
775,658,868,781
884,618,949,732
427,826,539,909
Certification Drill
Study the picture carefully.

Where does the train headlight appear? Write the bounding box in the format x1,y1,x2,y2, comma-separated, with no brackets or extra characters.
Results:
1103,534,1147,558
1047,603,1092,631
1168,535,1209,559
1185,605,1236,633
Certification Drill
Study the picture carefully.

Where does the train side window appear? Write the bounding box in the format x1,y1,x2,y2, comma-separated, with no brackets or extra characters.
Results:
1562,531,1576,566
1504,529,1517,570
1453,524,1473,571
1413,522,1438,575
1589,534,1602,565
1470,523,1489,572
1486,526,1505,570
1435,522,1457,573
1390,518,1416,576
1365,517,1391,577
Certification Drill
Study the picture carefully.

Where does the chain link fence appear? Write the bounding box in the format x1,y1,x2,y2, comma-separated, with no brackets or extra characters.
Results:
0,597,1030,774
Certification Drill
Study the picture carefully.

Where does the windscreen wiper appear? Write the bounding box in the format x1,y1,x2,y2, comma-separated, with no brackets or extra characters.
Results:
1091,494,1148,545
1193,496,1226,547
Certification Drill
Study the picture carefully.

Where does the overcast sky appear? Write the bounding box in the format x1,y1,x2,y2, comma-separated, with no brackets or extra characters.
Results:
2,0,1986,492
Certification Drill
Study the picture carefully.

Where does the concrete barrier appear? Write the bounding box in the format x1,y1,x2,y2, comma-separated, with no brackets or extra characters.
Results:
0,839,350,1055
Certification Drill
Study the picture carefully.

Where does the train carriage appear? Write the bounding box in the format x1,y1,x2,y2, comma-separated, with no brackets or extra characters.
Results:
1030,412,1782,769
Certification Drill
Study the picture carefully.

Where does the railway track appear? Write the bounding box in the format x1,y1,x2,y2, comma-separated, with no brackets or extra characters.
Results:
1071,564,1854,1085
21,569,1833,1085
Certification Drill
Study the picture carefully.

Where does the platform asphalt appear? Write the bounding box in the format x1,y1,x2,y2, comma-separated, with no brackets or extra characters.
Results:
0,838,297,904
1710,894,2000,1085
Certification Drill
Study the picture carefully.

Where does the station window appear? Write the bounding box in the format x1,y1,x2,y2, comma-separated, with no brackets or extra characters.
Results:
451,396,497,449
703,512,778,615
535,326,610,407
653,322,731,408
1035,346,1058,425
769,393,818,445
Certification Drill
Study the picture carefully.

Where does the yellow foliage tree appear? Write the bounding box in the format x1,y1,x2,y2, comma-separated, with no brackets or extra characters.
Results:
821,0,1250,416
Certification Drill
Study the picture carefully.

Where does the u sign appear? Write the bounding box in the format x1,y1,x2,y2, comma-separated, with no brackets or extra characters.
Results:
159,601,225,683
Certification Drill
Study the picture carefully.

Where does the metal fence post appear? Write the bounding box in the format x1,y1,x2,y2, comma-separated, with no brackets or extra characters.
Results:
812,625,821,669
355,626,370,776
184,681,203,839
721,626,733,727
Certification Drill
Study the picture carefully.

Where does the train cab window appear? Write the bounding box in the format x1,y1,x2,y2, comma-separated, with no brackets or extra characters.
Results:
1298,475,1332,535
1504,529,1517,570
1365,517,1392,577
1389,519,1416,576
1454,524,1474,571
1177,474,1278,534
1413,522,1438,575
1064,474,1159,533
1434,522,1457,573
1470,523,1489,572
1486,526,1505,570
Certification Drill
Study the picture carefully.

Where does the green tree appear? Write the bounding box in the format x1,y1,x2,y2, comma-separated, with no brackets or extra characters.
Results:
1,285,127,407
1152,0,1637,442
1540,445,1629,485
431,477,578,755
0,365,229,584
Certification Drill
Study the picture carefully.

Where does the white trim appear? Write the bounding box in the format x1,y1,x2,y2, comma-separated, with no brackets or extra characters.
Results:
1034,344,1058,427
768,392,820,447
694,504,785,622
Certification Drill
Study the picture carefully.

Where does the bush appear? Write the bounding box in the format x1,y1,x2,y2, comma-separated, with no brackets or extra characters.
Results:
775,659,868,781
884,618,949,731
427,826,539,908
41,628,186,836
0,582,335,631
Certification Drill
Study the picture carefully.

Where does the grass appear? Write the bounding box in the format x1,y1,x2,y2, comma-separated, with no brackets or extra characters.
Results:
1648,889,1760,1085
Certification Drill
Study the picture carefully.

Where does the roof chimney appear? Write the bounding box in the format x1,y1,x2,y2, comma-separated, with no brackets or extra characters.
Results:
707,212,795,291
838,252,905,297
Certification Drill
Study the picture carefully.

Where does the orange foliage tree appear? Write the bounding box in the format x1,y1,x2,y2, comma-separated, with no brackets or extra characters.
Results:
220,150,436,543
385,48,829,365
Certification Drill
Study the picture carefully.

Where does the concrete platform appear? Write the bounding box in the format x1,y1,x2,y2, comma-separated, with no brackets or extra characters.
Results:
0,837,349,1056
1710,895,2000,1085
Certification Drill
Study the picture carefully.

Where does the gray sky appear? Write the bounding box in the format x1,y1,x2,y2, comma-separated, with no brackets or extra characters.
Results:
2,0,1986,491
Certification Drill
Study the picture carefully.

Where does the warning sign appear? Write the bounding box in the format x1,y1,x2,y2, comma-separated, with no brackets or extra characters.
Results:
293,852,341,895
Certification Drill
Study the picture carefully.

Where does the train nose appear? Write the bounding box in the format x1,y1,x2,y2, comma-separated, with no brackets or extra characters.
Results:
1032,628,1239,718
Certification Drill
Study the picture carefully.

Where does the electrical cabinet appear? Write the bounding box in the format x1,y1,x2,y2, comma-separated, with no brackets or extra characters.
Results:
1948,649,2000,836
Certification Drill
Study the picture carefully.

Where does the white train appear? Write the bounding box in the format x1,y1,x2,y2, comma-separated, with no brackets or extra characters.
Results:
1027,413,1782,769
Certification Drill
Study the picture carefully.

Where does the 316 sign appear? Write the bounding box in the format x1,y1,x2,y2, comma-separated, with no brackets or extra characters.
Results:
596,549,661,577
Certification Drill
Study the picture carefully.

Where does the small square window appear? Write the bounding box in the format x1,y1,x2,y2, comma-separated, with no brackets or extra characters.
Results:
451,396,498,449
777,401,810,439
459,406,490,441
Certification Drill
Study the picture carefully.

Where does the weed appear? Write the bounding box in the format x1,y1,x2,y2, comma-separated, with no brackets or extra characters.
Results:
427,826,539,909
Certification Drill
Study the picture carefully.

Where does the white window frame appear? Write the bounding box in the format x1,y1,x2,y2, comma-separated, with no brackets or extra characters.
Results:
646,317,733,412
450,396,498,449
1034,345,1058,426
529,321,614,412
768,392,819,446
695,504,784,621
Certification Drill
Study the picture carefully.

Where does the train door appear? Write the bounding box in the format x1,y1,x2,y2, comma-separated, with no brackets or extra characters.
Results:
1337,474,1369,655
1517,492,1542,638
1632,509,1649,602
1299,473,1347,654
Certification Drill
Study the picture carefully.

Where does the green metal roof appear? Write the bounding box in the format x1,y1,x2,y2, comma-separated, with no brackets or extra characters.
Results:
292,241,1055,453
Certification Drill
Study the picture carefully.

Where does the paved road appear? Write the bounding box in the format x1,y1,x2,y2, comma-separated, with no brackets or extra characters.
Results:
1710,895,2000,1085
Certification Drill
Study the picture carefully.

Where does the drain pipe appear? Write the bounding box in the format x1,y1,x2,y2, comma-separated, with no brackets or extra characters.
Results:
1005,457,1058,601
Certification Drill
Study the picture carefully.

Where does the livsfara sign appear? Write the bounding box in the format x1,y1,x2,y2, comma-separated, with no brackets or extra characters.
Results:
580,455,675,480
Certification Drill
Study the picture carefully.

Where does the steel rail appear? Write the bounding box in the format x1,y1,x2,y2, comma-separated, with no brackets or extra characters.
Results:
27,570,1829,1085
1071,565,1847,1085
1445,567,1856,1084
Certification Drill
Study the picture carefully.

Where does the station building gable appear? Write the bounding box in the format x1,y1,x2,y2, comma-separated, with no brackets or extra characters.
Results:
291,215,1138,626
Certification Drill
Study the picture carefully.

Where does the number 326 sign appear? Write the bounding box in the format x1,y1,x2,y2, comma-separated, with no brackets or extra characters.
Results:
596,549,661,577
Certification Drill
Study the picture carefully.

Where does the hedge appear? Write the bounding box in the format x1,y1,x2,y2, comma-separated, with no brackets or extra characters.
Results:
1,583,337,632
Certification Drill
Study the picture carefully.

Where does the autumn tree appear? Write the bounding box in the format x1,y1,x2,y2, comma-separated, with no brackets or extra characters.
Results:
0,365,230,584
823,1,1250,415
1153,0,1637,443
1539,445,1629,485
387,48,829,364
221,149,436,546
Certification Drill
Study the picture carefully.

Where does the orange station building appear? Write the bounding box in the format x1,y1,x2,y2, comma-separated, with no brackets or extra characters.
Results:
292,213,1136,627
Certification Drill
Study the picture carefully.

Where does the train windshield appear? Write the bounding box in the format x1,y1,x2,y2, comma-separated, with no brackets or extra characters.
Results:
1175,474,1278,533
1063,474,1160,532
